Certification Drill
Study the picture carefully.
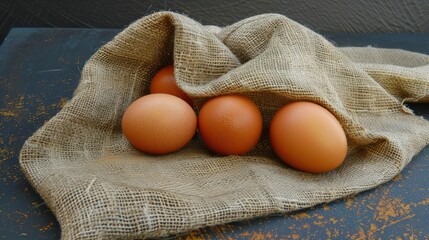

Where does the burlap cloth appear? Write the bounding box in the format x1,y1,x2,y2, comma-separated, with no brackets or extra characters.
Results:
20,12,429,239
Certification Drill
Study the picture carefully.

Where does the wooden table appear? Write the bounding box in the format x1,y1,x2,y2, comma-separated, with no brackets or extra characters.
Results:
1,28,428,239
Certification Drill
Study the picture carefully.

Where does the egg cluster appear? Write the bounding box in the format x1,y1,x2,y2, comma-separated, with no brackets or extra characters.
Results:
122,65,348,173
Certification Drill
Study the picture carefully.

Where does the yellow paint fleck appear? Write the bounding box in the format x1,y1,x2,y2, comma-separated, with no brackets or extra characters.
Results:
392,173,403,182
326,228,340,239
0,146,14,164
365,223,378,238
332,228,339,237
37,105,48,116
12,175,19,182
374,191,411,222
183,231,204,240
313,220,324,226
0,110,17,117
15,211,29,219
249,232,273,240
39,222,54,232
239,231,251,237
16,95,25,109
415,198,429,206
388,214,416,226
345,196,354,209
326,229,332,238
329,217,338,224
291,212,311,220
350,227,366,240
290,233,300,239
57,97,69,108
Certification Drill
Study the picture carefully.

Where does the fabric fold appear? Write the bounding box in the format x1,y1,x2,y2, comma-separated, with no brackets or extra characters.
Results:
20,11,429,239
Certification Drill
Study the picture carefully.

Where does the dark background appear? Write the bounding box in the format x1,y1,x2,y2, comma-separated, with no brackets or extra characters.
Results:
2,0,429,45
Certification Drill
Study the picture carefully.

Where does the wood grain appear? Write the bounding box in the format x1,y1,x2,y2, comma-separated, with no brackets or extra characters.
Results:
2,0,429,45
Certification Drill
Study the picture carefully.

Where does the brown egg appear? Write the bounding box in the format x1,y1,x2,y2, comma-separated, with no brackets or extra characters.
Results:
121,93,197,155
149,65,193,106
198,94,263,155
270,101,347,173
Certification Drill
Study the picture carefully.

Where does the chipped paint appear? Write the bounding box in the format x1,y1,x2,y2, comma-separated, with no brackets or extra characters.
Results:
291,212,311,220
326,228,339,238
249,231,274,240
323,204,330,211
57,97,69,108
15,95,25,109
39,222,55,232
392,173,403,182
0,110,18,117
287,233,300,239
374,190,412,223
414,198,429,206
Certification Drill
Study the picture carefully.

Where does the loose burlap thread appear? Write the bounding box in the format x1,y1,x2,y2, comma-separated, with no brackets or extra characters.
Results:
20,12,429,239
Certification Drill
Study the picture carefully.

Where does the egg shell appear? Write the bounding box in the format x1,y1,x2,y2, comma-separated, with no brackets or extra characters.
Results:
197,94,263,155
270,101,347,173
121,93,197,155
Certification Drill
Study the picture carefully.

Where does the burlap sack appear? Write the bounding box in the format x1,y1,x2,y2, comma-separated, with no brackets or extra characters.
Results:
20,12,429,239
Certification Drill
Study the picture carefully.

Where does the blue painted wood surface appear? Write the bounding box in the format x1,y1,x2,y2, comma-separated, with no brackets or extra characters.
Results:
0,28,428,239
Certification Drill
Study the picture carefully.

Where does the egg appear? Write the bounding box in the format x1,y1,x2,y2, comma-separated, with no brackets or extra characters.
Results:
269,101,347,173
121,93,197,155
149,65,193,106
198,94,263,155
